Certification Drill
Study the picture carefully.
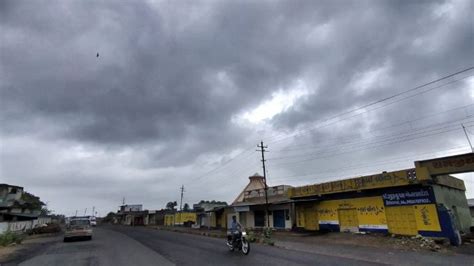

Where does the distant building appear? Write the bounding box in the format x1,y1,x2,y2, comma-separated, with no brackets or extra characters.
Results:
0,184,41,222
119,204,143,212
193,201,227,228
116,204,148,226
230,173,294,230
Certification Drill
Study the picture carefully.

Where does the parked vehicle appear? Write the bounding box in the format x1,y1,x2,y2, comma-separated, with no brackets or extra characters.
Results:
90,216,97,227
226,230,250,255
64,216,93,242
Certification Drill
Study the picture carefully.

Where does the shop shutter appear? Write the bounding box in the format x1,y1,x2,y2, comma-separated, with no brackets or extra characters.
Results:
338,209,359,233
386,206,418,235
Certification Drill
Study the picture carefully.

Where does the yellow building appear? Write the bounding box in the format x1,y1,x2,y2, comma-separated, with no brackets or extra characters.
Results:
290,152,474,245
164,212,197,226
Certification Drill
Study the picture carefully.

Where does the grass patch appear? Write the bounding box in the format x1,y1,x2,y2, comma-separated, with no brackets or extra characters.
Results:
0,231,24,247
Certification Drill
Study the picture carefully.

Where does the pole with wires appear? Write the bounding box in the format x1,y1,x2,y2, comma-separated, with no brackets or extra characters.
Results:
179,185,185,211
257,141,270,228
462,124,474,152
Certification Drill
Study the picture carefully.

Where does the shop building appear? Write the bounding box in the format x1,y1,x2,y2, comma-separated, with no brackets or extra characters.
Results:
289,152,473,244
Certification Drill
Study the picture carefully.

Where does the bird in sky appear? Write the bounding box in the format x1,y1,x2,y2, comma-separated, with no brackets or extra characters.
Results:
96,53,99,58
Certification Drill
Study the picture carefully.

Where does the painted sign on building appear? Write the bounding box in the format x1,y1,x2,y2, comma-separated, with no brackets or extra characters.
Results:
415,152,474,176
382,188,435,206
289,169,417,198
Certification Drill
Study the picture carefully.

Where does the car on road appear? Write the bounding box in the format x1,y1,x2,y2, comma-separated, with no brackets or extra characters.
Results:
64,216,93,242
90,216,97,227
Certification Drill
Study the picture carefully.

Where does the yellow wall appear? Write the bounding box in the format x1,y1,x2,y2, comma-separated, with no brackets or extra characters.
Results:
210,213,217,228
413,204,441,232
295,196,442,235
175,212,197,224
296,205,306,228
164,214,174,226
317,196,387,228
295,203,319,230
290,169,417,198
164,213,197,226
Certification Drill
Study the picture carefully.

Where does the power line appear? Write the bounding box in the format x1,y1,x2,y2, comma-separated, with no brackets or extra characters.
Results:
189,67,473,186
462,124,474,152
269,122,474,168
270,145,470,183
274,103,474,152
264,69,473,144
190,147,255,182
268,117,474,162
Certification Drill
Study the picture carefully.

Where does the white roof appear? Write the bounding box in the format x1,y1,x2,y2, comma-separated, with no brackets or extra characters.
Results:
467,198,474,207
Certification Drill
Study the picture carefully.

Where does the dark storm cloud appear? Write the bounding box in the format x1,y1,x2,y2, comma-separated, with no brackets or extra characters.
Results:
1,0,473,214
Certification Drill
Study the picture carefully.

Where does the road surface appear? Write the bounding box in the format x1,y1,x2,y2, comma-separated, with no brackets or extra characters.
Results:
14,226,382,266
10,225,474,265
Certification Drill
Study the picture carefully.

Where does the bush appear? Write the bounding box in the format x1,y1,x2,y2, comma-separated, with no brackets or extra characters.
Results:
0,231,24,247
263,227,274,245
246,230,257,242
29,223,61,235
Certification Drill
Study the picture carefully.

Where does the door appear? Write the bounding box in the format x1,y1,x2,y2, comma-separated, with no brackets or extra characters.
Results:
239,212,247,227
386,206,418,235
254,211,265,227
338,209,359,233
304,206,318,230
273,210,285,228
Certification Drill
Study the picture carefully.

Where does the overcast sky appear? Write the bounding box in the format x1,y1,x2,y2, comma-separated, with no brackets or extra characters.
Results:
1,0,473,216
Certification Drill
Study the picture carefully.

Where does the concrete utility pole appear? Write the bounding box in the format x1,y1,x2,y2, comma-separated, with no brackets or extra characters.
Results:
179,185,185,211
75,210,78,216
84,208,87,216
257,141,270,227
92,206,95,217
462,124,473,152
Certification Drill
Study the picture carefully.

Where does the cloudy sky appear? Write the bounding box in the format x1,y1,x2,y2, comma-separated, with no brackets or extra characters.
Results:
1,0,473,216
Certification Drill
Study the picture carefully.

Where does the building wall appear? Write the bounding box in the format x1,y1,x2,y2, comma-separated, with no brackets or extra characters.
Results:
431,185,471,233
295,188,446,236
316,196,387,232
164,214,175,226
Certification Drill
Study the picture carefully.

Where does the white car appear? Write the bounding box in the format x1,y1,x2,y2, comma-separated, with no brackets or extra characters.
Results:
90,216,97,227
64,216,93,242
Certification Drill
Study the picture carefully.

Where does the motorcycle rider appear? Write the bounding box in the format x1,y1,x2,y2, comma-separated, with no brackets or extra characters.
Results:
230,215,242,247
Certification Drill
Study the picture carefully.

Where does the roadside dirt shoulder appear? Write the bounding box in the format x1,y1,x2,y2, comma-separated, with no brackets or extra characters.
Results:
0,233,61,265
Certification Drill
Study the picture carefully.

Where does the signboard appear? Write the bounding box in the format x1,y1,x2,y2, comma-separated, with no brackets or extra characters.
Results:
289,169,417,198
382,188,435,206
233,206,250,212
415,152,474,176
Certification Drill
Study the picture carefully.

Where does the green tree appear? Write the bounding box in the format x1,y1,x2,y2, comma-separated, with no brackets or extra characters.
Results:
103,212,116,223
183,203,190,211
21,191,45,210
165,201,177,210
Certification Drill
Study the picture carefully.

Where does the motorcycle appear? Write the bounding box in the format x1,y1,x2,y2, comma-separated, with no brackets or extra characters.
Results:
226,230,250,255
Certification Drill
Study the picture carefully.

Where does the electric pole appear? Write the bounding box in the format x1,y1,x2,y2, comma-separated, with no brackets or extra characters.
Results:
462,124,473,152
92,206,95,217
179,185,185,211
84,208,87,216
75,210,78,216
257,141,270,227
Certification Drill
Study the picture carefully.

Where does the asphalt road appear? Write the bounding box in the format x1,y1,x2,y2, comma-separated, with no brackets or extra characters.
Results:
14,226,383,266
17,227,172,266
106,226,382,266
